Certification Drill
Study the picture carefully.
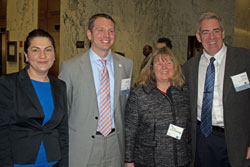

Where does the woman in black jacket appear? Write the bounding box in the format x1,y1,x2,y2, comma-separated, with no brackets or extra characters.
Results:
0,29,68,167
125,47,191,167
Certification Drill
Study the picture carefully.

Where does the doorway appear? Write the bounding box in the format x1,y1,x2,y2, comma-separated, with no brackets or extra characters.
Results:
39,0,60,77
0,33,2,76
0,0,7,76
0,33,7,76
187,36,202,60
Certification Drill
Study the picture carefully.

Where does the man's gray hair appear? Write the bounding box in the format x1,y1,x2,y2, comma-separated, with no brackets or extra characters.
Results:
197,12,224,33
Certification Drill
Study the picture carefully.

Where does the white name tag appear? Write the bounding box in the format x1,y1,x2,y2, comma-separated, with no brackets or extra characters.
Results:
120,78,131,94
231,72,250,92
166,124,184,140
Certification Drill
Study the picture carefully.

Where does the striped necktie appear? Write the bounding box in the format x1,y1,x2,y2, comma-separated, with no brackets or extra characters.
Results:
98,59,112,137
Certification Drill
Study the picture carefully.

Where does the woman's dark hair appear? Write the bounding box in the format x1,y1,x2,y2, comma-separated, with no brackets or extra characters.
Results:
24,29,56,54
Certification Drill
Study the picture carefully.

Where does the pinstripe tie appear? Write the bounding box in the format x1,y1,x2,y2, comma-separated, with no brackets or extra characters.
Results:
98,59,112,137
200,57,215,137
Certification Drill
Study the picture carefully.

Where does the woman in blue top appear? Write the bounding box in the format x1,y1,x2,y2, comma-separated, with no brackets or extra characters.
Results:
0,29,68,167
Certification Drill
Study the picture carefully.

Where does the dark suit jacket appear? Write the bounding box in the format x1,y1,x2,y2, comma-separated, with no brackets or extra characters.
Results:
182,46,250,167
0,66,68,167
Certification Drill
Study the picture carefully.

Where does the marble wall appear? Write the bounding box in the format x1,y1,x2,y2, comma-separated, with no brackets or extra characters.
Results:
60,0,235,78
6,0,240,78
6,0,38,73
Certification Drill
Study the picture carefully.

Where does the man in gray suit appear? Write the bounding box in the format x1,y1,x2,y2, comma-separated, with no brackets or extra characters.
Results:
59,13,133,167
183,12,250,167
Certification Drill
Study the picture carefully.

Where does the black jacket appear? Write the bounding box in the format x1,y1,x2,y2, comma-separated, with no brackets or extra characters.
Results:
0,66,68,167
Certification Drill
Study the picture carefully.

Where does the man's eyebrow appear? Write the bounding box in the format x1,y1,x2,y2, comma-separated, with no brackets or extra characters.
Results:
201,28,221,32
201,30,209,33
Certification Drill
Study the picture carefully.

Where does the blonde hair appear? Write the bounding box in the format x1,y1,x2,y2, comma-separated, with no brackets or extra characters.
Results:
135,47,185,87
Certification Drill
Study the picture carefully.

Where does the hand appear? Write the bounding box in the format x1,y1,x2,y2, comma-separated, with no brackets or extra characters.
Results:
125,162,135,167
246,147,250,159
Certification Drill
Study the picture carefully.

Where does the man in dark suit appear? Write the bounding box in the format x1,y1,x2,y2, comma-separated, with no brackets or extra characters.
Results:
182,12,250,167
59,13,133,167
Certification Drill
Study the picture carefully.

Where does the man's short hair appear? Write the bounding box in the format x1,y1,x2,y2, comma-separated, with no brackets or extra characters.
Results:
197,12,224,33
157,37,172,49
88,13,115,32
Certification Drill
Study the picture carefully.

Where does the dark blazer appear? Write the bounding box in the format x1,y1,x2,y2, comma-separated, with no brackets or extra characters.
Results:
0,66,68,167
182,46,250,167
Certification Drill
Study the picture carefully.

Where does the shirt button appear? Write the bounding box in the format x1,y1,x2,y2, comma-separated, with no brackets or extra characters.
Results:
91,135,95,138
95,116,98,120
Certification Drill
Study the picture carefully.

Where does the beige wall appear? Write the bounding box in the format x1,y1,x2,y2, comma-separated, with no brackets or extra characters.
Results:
6,0,38,74
6,0,247,78
60,0,235,79
233,0,250,49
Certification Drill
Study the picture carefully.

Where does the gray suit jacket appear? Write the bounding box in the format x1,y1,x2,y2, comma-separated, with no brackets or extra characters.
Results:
59,50,133,167
182,46,250,167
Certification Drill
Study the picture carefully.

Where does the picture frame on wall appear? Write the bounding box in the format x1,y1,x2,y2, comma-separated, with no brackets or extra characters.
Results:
7,41,17,62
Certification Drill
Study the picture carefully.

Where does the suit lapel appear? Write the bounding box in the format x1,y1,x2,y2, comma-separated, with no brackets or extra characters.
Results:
48,76,61,124
80,52,99,114
81,51,123,116
19,68,44,120
192,55,201,119
113,54,122,113
223,47,237,102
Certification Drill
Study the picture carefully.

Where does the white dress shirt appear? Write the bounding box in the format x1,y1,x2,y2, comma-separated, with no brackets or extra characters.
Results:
197,44,227,127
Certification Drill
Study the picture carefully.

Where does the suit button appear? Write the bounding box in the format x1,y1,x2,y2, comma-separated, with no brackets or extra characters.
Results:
95,116,98,120
91,135,95,138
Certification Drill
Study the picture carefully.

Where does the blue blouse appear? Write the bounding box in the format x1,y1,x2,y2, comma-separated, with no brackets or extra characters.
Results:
14,80,58,167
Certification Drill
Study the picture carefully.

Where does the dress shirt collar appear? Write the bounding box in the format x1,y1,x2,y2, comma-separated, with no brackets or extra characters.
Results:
89,48,112,63
203,43,227,65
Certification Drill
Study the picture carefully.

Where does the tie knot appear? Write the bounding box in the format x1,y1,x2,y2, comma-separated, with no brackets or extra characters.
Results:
210,57,215,63
99,59,107,66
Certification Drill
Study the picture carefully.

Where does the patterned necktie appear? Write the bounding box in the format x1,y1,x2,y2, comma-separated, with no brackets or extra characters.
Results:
200,57,215,137
98,59,112,137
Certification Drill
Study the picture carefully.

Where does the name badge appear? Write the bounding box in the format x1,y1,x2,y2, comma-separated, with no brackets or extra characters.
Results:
231,72,250,92
120,78,131,94
166,124,184,140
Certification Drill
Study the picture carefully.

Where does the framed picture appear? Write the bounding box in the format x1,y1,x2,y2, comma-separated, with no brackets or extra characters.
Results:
7,41,17,62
